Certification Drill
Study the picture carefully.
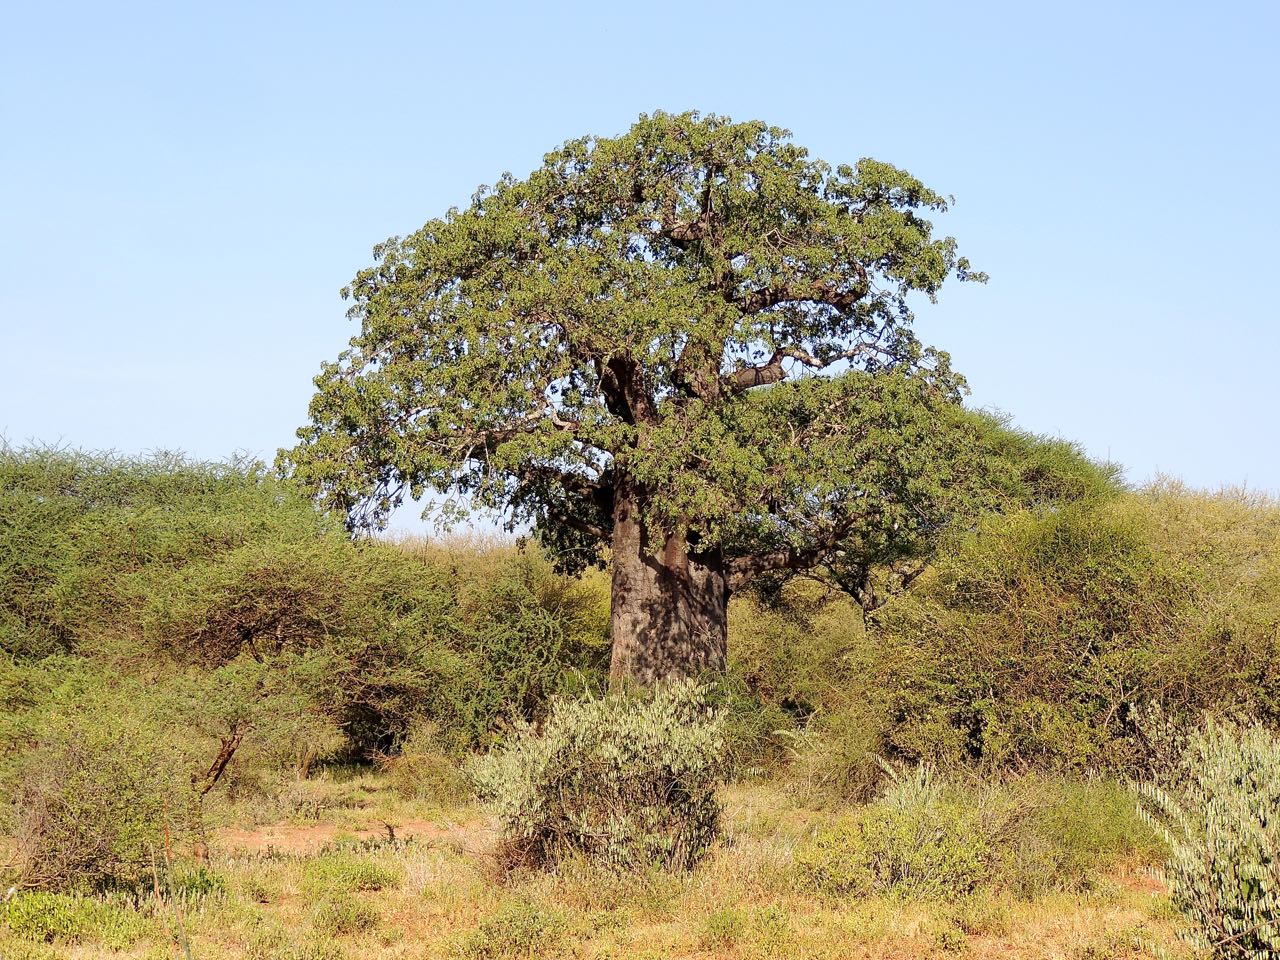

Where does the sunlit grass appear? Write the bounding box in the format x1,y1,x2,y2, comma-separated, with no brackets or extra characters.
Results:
0,775,1190,960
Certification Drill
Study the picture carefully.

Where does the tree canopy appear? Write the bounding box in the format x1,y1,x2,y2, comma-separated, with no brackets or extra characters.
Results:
284,111,990,681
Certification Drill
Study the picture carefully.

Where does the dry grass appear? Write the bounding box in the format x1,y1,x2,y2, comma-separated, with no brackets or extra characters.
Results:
0,778,1190,960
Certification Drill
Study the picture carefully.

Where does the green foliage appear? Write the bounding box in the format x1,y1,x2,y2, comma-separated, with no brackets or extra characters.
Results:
460,900,563,960
990,778,1161,897
378,721,470,803
796,766,990,900
779,704,888,804
1,891,153,948
284,110,986,613
0,447,609,783
300,853,402,896
844,486,1280,772
470,682,726,870
699,907,748,949
308,896,378,942
309,895,381,937
5,668,203,890
796,768,1159,901
1139,718,1280,959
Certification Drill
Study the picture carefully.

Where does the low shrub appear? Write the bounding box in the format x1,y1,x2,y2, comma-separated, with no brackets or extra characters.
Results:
300,853,402,896
460,900,563,960
1,891,154,948
1005,778,1161,893
699,907,748,949
796,766,989,899
797,768,1161,901
866,487,1280,773
470,682,726,871
1138,718,1280,959
309,895,380,937
780,705,888,804
378,721,470,803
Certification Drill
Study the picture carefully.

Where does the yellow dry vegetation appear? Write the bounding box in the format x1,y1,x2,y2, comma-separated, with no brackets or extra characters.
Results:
0,777,1189,960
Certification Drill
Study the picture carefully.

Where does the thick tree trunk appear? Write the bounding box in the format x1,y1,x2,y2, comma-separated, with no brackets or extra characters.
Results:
608,485,728,685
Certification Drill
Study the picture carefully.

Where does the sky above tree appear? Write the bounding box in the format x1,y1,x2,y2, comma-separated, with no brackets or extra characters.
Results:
2,0,1276,531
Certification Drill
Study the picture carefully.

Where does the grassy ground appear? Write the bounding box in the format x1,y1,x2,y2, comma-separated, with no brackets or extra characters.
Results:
0,774,1188,960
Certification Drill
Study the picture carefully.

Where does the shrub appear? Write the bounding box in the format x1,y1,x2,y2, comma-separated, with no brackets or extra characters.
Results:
699,907,747,949
309,895,380,937
796,766,989,899
470,682,726,871
0,446,612,769
378,721,470,803
779,704,888,804
723,580,863,772
460,900,563,960
300,853,402,896
8,673,203,890
1008,778,1161,893
797,768,1161,901
867,487,1280,773
1,891,154,948
1138,718,1280,959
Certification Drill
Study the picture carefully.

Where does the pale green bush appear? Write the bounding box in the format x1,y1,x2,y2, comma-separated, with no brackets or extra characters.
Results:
9,676,204,890
1138,718,1280,959
796,765,989,899
469,682,726,870
797,767,1160,900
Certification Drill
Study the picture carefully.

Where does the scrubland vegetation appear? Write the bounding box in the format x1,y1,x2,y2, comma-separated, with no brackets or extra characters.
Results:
1,443,1278,958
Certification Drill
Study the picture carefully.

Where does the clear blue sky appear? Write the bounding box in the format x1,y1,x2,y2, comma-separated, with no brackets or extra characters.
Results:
3,1,1277,531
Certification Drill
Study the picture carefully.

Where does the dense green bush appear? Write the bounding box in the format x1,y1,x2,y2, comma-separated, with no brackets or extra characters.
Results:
741,485,1280,787
6,671,204,890
0,446,609,778
1,891,154,948
796,766,991,899
470,682,726,871
1139,718,1280,959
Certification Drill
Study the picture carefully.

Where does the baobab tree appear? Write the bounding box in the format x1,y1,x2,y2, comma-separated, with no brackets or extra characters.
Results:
283,111,989,684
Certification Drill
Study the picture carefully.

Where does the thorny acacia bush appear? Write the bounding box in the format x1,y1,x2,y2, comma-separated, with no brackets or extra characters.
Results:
1139,718,1280,959
0,446,609,763
728,483,1280,795
470,682,727,871
2,670,205,890
871,485,1280,771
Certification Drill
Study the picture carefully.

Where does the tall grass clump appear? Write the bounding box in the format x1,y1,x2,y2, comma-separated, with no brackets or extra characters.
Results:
1139,718,1280,959
470,682,726,871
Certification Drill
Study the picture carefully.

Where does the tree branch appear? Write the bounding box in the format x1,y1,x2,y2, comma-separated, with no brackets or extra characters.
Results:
724,351,787,392
726,519,860,591
730,274,869,316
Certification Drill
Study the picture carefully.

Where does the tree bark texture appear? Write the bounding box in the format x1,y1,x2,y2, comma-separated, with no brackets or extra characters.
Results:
607,485,728,684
